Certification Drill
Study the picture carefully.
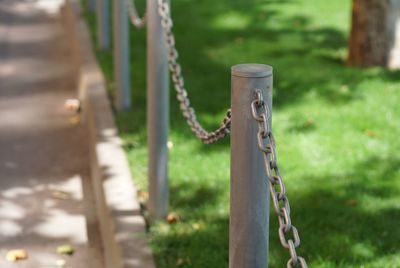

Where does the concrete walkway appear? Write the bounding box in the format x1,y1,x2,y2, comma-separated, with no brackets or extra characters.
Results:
0,0,103,267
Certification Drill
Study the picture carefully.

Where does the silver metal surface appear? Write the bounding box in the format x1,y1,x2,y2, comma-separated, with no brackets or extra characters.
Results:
113,0,131,110
96,0,110,49
157,0,231,144
126,0,146,28
147,0,169,220
251,88,308,268
231,63,272,78
230,64,272,268
88,0,96,12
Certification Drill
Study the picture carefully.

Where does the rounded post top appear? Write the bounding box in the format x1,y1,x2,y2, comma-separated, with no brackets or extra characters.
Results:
231,64,273,78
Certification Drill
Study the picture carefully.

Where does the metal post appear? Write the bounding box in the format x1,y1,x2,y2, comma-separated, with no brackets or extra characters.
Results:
147,0,169,220
230,64,273,268
113,0,131,110
96,0,110,50
88,0,96,12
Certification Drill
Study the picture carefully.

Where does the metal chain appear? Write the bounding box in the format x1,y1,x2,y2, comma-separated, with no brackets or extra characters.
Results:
126,0,146,29
251,89,308,268
157,0,231,144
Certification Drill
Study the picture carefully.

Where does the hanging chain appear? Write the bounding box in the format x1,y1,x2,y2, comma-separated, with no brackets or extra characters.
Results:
251,89,308,268
157,0,231,144
126,0,146,29
136,0,306,263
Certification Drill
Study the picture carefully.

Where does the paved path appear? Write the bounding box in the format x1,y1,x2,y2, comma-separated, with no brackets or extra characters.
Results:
0,0,103,267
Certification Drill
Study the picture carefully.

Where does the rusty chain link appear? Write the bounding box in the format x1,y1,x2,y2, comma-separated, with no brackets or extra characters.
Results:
157,0,231,144
126,0,146,29
251,89,308,268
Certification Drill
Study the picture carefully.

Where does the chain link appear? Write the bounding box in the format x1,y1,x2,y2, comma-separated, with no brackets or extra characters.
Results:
251,89,308,268
157,0,231,144
126,0,146,29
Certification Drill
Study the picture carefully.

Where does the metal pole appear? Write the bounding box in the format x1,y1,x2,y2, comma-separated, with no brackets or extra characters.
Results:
88,0,96,12
96,0,110,50
113,0,131,110
230,64,273,268
147,0,169,220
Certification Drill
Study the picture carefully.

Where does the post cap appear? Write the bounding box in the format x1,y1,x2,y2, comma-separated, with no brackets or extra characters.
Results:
231,64,273,78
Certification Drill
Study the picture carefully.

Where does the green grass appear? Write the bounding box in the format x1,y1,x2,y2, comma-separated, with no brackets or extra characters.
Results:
83,0,400,267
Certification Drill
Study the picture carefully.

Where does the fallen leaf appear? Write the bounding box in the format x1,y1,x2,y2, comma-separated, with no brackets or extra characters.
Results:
6,249,28,262
52,191,71,200
64,99,81,113
137,190,149,204
176,258,185,266
167,141,174,150
365,129,376,138
304,118,314,127
166,212,181,224
68,115,80,125
340,85,349,94
57,245,75,255
345,199,358,207
192,223,203,230
137,190,149,199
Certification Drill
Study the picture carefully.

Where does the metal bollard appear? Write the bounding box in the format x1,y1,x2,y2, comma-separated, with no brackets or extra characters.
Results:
88,0,96,12
147,0,170,220
230,64,273,268
113,0,131,110
96,0,110,50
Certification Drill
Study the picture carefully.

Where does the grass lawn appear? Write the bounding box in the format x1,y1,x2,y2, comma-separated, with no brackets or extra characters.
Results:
83,0,400,267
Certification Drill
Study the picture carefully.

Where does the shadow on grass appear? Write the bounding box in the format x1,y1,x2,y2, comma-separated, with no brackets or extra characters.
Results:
170,181,222,210
91,0,400,150
83,0,400,155
149,155,400,267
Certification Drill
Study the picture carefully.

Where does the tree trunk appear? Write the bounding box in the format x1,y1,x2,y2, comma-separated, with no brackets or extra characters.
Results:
348,0,389,67
347,0,400,69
